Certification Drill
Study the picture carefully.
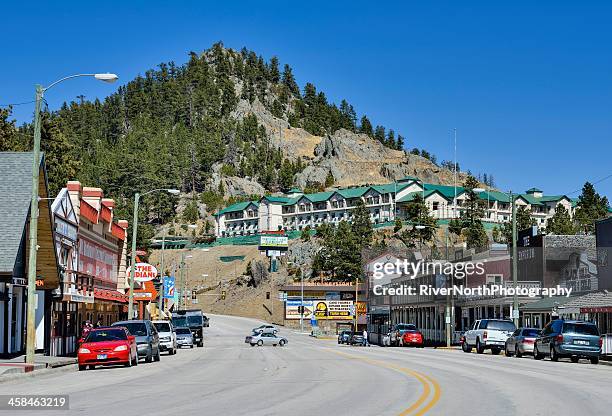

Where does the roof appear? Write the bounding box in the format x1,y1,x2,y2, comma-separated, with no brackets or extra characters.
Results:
0,153,41,273
538,195,568,203
424,183,463,199
303,191,336,203
561,291,612,309
217,200,259,215
398,175,420,182
371,182,410,194
526,187,543,193
288,188,302,193
337,186,371,199
521,296,575,311
397,190,447,203
517,194,544,206
261,195,291,204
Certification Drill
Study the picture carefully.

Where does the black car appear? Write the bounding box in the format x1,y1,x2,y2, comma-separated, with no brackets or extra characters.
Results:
172,310,204,347
338,330,352,344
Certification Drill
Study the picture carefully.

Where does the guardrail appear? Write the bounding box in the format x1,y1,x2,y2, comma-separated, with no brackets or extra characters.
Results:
602,333,612,356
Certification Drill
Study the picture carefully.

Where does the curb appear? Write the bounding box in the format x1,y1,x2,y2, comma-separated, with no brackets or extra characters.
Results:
0,363,76,384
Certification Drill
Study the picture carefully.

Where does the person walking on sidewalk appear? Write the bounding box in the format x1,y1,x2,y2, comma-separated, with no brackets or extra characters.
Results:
363,329,369,346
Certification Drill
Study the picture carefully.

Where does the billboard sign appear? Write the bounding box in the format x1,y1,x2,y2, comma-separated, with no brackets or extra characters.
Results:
259,235,288,248
285,300,314,319
313,300,353,320
127,262,159,282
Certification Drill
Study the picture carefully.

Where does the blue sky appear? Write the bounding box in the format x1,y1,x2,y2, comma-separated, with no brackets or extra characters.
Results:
2,1,612,198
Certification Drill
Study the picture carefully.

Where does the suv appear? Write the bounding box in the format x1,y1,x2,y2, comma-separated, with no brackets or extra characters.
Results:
172,310,204,347
534,320,601,364
338,330,352,344
462,319,516,354
153,320,177,355
112,320,160,363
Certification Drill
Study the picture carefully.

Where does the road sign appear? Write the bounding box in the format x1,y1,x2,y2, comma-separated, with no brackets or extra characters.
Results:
512,309,520,319
163,276,175,299
134,280,158,301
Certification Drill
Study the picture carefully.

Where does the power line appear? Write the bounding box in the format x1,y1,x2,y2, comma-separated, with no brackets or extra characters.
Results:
566,172,612,195
0,100,36,107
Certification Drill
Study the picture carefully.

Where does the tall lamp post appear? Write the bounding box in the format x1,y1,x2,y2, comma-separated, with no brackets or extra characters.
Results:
26,73,118,364
128,188,180,320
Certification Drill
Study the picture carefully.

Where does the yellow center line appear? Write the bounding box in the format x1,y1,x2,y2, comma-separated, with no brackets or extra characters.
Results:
324,348,441,416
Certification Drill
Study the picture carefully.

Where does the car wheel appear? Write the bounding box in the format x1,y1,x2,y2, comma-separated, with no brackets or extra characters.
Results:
476,339,485,354
279,340,286,347
257,340,263,346
125,356,132,367
462,341,472,353
533,344,543,360
190,344,194,349
145,347,153,363
505,343,513,357
250,343,255,347
273,344,277,347
491,347,501,355
515,345,522,358
154,347,161,362
550,345,559,362
570,356,579,363
78,365,86,371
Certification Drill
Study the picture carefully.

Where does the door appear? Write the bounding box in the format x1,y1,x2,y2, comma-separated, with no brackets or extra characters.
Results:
466,320,479,344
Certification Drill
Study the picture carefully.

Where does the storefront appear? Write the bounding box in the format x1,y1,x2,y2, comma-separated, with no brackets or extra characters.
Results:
0,153,60,357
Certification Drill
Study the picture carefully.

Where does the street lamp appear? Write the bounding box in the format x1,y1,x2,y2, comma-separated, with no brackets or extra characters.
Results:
474,187,518,326
128,188,180,320
25,72,118,364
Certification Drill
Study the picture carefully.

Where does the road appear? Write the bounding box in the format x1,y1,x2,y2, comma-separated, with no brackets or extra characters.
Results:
0,314,611,416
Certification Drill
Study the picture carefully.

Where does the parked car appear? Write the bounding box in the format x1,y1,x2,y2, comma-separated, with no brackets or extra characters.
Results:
533,320,601,364
399,327,424,347
78,327,138,371
248,332,288,347
338,330,352,344
462,319,516,354
112,320,160,363
505,327,540,357
175,327,194,348
153,320,177,355
252,324,278,335
350,332,365,346
390,323,419,346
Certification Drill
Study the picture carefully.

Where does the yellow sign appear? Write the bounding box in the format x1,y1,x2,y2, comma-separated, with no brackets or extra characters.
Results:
313,300,353,320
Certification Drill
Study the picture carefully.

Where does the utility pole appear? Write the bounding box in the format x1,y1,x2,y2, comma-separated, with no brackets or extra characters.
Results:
25,84,43,364
128,193,140,320
453,128,457,219
158,234,165,318
511,191,519,327
300,267,304,333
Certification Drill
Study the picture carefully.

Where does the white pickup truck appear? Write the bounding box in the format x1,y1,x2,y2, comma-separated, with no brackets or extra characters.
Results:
462,319,516,354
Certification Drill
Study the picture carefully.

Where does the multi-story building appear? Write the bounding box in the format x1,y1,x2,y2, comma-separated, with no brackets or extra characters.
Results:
215,176,576,237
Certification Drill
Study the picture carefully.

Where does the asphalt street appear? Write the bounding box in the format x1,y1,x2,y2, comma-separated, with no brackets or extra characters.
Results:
0,314,610,416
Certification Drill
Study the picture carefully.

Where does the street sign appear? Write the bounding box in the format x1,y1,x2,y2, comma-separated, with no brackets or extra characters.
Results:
163,276,175,299
512,309,520,319
134,280,158,301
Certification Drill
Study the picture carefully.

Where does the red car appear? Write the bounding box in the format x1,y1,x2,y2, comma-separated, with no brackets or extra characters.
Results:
400,329,424,347
78,327,138,371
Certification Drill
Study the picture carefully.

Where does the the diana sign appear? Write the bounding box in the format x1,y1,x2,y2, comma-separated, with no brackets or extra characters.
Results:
127,262,159,282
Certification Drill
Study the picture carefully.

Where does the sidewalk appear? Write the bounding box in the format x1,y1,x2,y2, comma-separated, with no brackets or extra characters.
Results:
0,353,76,376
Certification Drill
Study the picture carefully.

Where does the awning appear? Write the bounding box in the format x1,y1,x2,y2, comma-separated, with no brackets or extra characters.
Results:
94,288,128,303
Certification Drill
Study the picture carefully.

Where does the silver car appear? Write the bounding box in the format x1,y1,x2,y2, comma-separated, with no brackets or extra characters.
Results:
252,324,278,335
505,327,540,357
153,320,177,355
175,327,194,348
248,332,287,347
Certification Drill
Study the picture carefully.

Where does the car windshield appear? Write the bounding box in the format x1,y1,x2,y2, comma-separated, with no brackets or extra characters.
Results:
397,324,417,331
485,321,516,331
188,316,203,326
121,322,147,336
154,322,171,332
522,329,540,337
176,328,191,335
173,317,188,327
86,329,127,342
563,323,599,336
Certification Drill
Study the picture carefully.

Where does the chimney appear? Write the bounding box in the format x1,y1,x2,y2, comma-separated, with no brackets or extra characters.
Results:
82,187,103,211
66,181,82,216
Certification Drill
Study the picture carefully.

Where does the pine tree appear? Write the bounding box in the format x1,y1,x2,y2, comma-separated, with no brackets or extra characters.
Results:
269,56,280,83
386,129,396,148
374,125,385,143
351,199,373,247
396,134,405,150
282,64,299,95
0,107,20,152
546,204,576,235
574,182,609,234
301,225,311,241
359,116,373,136
325,170,334,187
